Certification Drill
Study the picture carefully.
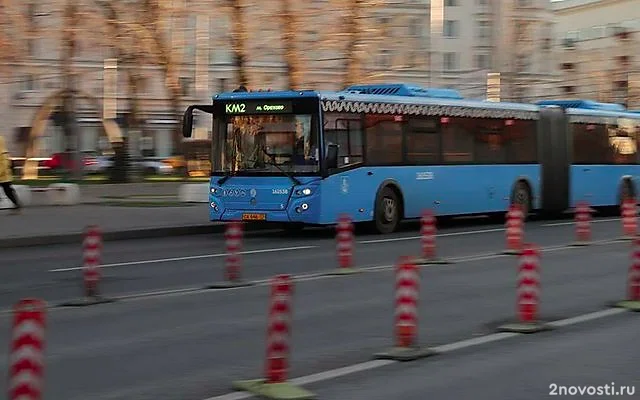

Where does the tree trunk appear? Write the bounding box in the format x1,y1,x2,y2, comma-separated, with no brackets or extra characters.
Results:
280,0,301,90
343,0,362,88
229,0,249,87
61,0,81,180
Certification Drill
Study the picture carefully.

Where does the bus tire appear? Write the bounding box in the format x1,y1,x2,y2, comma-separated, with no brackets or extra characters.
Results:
511,180,531,220
374,186,401,234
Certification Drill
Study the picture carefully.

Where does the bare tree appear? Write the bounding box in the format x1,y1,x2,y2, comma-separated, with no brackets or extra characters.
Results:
227,0,250,88
279,0,303,89
0,0,29,72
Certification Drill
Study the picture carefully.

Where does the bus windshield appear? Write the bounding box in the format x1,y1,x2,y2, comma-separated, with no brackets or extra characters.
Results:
216,114,320,174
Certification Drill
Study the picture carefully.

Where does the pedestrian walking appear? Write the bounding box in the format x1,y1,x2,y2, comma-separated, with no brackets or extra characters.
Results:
0,136,21,213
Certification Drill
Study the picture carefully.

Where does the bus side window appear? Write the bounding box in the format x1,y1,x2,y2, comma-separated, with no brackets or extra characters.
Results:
572,123,610,164
323,112,364,168
405,117,439,164
365,114,403,164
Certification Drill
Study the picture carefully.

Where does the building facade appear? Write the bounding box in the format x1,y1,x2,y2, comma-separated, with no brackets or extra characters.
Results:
553,0,640,107
0,0,556,157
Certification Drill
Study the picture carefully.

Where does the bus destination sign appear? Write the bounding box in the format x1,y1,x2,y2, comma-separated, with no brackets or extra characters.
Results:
224,101,293,115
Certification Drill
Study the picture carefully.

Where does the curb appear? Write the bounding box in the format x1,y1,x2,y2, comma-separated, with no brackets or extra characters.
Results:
0,222,274,249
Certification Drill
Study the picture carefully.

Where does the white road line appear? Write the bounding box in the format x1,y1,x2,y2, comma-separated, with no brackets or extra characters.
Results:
48,245,317,273
546,308,625,328
542,218,620,227
202,307,631,400
21,236,625,313
358,228,505,244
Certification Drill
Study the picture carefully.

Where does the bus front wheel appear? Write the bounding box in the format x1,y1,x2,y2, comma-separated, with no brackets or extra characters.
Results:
374,186,401,234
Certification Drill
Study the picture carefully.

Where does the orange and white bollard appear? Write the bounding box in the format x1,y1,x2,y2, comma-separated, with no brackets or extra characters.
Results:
415,210,451,265
374,256,436,361
231,275,314,398
620,198,637,240
613,237,640,311
571,201,592,246
60,225,114,306
498,244,550,333
207,221,254,288
8,298,47,400
326,214,360,275
502,204,524,255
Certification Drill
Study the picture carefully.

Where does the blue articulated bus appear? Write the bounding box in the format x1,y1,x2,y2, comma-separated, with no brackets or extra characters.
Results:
181,83,640,233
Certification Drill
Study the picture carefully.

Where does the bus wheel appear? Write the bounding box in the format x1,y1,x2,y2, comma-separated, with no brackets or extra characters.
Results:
512,181,531,219
375,186,400,234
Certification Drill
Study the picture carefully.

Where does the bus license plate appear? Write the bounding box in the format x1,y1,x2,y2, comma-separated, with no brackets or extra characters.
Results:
242,213,266,221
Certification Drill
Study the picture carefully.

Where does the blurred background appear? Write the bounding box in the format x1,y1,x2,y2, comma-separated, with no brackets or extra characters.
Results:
0,0,638,183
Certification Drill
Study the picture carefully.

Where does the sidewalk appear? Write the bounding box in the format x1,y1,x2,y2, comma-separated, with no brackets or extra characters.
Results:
0,203,221,248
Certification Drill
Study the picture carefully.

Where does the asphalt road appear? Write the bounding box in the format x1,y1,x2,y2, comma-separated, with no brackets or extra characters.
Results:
308,311,640,400
0,214,629,308
0,217,636,400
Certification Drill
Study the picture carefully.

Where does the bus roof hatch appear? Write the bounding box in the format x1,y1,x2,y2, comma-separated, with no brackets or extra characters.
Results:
341,83,463,99
535,99,626,112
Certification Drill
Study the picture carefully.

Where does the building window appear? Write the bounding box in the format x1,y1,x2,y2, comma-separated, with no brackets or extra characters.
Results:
477,20,491,38
443,52,458,71
562,86,575,94
561,62,575,70
408,18,421,38
475,54,490,69
477,0,488,4
445,0,457,6
443,20,459,38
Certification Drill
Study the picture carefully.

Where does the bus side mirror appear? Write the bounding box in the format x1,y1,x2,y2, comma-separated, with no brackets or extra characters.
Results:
326,143,338,170
182,106,195,138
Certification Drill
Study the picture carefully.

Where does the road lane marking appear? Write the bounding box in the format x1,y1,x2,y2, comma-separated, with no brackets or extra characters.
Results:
14,237,624,314
542,217,620,227
358,228,505,244
48,245,318,272
203,308,629,400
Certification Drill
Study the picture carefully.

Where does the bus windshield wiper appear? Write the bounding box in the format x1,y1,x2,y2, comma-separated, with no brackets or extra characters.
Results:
260,146,301,186
217,170,233,185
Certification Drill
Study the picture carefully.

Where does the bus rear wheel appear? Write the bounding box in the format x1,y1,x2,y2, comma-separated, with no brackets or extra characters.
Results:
374,187,400,234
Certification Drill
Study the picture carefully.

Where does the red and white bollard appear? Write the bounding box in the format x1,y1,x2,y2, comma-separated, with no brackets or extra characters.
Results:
231,275,313,397
498,244,549,333
207,221,254,288
516,246,540,323
327,214,359,275
83,225,102,298
417,210,450,264
8,298,47,400
613,237,640,311
503,204,524,254
374,256,436,360
395,257,420,347
621,198,637,240
572,201,592,246
224,221,243,282
627,238,640,302
265,274,293,383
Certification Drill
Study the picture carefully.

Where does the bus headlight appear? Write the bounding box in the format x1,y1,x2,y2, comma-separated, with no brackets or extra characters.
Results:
301,203,309,210
211,187,217,194
295,188,312,196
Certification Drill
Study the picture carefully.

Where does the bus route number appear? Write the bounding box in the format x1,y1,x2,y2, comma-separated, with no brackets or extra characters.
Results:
225,103,246,114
